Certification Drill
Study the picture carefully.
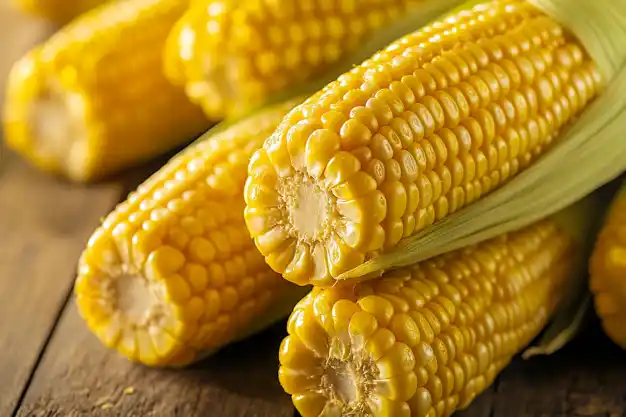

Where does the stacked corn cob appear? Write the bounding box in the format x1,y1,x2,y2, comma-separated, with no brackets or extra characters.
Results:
242,0,625,415
244,0,604,286
590,182,626,349
40,0,624,415
3,0,209,182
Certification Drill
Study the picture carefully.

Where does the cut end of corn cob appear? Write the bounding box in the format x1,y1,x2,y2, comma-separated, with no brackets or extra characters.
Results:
3,0,209,182
589,184,626,349
75,98,305,367
164,0,422,119
245,0,603,287
279,219,575,416
3,49,91,179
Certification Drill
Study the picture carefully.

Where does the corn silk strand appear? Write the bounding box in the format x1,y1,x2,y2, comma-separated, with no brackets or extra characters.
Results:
337,0,626,281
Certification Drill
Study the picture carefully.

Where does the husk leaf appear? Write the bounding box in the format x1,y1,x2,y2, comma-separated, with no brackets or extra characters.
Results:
522,183,617,358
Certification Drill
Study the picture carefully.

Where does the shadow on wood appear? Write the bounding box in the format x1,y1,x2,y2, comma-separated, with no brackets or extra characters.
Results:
15,294,293,417
191,321,288,400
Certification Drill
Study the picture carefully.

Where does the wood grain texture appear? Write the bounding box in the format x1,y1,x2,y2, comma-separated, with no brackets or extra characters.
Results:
0,5,122,415
16,298,294,417
2,2,626,416
0,151,122,415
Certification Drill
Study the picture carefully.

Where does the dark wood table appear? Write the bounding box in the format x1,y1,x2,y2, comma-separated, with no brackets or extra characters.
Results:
2,5,626,417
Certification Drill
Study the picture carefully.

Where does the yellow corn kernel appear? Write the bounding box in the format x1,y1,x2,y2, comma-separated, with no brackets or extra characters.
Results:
279,219,575,416
74,98,307,367
12,0,109,23
3,0,209,182
246,0,603,287
164,0,431,119
589,184,626,349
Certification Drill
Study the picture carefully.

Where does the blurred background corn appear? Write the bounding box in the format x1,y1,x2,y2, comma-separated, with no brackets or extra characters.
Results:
11,0,110,23
3,0,209,182
590,182,626,349
279,217,578,416
164,0,444,120
245,0,603,287
74,97,308,367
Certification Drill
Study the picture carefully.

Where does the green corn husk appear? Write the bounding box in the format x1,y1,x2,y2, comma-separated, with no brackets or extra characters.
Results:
523,182,617,358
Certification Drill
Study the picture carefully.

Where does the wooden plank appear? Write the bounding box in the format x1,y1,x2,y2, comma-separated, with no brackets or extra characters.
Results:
16,298,294,417
0,151,123,415
0,5,126,415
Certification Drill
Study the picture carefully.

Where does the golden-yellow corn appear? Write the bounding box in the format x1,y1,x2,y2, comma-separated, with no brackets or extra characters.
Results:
3,0,209,182
12,0,109,23
589,182,626,348
164,0,438,119
74,98,307,367
279,218,574,416
244,0,603,287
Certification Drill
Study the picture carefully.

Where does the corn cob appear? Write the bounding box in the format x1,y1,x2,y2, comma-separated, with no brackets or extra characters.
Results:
164,0,467,120
12,0,109,23
279,218,576,416
590,182,626,349
3,0,209,182
244,0,603,287
74,98,307,367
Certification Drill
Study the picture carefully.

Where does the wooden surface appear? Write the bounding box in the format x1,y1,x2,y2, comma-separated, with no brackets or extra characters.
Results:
2,4,626,417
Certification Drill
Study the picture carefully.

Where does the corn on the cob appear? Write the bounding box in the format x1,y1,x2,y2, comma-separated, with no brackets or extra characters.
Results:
279,218,575,416
74,98,307,367
244,0,603,287
590,182,626,348
164,0,466,119
3,0,209,182
12,0,109,23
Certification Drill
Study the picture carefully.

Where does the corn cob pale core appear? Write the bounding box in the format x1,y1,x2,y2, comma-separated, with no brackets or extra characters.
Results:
74,99,303,367
589,186,626,348
279,220,574,416
3,0,209,182
165,0,423,119
12,0,109,23
244,0,603,287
